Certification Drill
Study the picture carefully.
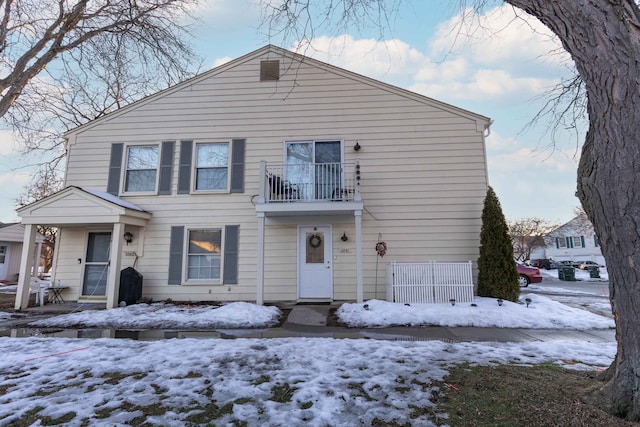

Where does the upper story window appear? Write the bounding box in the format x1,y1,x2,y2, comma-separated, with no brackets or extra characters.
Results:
125,145,158,192
195,143,229,191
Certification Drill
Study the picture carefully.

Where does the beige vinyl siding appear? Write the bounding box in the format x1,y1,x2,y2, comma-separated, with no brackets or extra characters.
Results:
60,46,488,302
3,243,21,281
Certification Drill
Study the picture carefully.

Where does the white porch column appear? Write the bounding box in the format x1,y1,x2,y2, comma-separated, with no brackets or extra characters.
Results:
106,223,125,309
256,212,265,305
15,224,37,310
355,210,363,303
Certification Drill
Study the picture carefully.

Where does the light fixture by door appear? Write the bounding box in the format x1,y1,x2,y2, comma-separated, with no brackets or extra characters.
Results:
341,232,348,242
123,231,133,245
354,142,361,151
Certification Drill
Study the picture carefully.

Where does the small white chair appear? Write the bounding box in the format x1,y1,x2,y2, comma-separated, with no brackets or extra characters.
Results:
29,279,50,307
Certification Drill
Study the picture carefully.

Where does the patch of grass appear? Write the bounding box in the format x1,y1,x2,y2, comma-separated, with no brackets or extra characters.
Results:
252,374,270,385
93,401,168,423
233,397,253,405
269,383,297,403
371,417,411,427
9,406,76,426
185,402,234,424
99,371,145,385
300,401,313,409
347,382,374,402
431,362,639,426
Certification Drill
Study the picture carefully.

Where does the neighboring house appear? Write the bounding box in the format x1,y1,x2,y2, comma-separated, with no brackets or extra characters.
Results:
0,223,44,282
529,214,605,266
14,45,491,309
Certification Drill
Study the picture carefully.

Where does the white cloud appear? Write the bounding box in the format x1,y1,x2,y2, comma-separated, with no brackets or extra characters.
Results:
429,5,568,70
0,171,29,222
298,6,568,104
212,56,234,68
190,0,262,36
294,35,428,81
0,130,19,156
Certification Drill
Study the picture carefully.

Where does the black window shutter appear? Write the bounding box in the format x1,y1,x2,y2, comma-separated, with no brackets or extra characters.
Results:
555,237,559,249
230,139,246,193
177,140,193,194
107,143,124,195
223,225,239,284
168,226,184,285
580,235,585,248
158,141,175,195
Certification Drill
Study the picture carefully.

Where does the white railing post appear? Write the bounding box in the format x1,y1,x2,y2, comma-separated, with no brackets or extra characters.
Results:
259,161,267,203
386,262,394,302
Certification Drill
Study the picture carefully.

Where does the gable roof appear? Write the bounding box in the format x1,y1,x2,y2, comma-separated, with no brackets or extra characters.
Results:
17,186,151,227
0,223,45,243
64,45,491,138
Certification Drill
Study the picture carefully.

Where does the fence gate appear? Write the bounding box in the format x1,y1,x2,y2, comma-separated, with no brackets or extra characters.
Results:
386,261,474,304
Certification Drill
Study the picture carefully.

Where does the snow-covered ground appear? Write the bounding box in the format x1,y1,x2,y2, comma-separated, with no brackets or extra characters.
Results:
0,337,615,426
24,293,614,330
0,289,617,425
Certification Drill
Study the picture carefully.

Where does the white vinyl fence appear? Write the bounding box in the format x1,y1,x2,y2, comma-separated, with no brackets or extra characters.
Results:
386,261,475,304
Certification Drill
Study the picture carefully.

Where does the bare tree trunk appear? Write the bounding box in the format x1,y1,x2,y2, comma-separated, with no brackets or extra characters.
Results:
505,0,640,420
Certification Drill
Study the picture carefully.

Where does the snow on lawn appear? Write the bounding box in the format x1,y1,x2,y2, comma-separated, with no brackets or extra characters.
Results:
25,294,614,331
337,294,614,329
0,337,615,426
29,302,282,329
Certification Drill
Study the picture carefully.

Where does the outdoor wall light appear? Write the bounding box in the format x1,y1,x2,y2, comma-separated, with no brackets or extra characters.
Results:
123,231,133,245
341,232,348,242
354,142,361,151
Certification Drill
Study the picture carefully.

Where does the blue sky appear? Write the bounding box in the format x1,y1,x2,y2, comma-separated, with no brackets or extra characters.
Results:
0,0,585,225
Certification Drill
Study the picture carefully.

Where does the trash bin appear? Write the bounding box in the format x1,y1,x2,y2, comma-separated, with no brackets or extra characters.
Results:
119,267,143,306
588,266,601,278
559,266,575,281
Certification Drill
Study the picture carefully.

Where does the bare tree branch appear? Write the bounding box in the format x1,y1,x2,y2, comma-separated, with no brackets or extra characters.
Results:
0,0,199,119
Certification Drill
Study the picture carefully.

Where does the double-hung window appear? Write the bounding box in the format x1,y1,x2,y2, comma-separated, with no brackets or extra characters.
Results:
572,236,583,248
187,229,222,280
195,143,229,191
125,145,159,192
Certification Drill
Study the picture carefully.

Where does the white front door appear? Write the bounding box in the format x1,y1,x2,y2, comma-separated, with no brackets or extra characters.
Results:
0,245,8,280
298,226,333,299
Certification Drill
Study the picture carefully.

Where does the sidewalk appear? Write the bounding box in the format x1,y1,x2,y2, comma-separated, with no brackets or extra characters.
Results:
225,304,615,343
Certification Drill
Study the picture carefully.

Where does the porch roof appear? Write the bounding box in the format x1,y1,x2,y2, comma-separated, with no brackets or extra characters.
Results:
17,186,152,227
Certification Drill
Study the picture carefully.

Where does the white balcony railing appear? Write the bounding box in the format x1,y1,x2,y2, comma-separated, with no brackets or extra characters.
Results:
261,161,360,203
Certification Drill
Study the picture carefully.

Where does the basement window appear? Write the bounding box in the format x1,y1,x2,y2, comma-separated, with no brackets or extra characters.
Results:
260,60,280,81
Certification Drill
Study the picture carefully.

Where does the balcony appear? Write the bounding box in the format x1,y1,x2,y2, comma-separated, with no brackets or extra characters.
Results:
255,160,363,216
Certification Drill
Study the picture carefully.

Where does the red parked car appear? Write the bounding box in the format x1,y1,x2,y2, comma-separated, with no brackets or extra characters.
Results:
517,263,543,287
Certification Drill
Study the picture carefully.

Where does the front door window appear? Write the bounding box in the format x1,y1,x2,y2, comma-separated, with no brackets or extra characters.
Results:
82,232,111,297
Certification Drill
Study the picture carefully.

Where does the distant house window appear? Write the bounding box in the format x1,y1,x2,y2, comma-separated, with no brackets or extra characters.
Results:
260,60,280,81
187,229,222,280
195,143,229,191
572,236,582,248
125,145,158,192
557,237,567,249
